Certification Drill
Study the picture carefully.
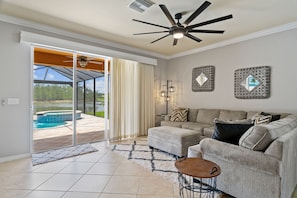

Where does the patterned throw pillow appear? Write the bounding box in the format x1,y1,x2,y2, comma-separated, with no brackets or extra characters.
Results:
252,114,272,125
170,108,188,122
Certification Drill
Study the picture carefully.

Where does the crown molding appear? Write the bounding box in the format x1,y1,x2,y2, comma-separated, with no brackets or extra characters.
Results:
169,21,297,59
0,14,168,60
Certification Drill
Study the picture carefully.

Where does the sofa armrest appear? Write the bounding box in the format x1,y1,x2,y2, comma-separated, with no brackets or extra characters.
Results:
199,138,280,176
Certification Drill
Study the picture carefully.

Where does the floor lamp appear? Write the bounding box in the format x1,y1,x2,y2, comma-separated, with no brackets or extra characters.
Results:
160,80,175,115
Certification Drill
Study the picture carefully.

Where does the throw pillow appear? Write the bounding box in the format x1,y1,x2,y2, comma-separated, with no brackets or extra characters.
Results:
211,122,254,145
260,112,281,122
170,108,188,122
253,115,272,125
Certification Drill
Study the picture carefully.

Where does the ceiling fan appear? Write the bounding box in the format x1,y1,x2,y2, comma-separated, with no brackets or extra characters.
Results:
132,1,233,46
64,55,102,67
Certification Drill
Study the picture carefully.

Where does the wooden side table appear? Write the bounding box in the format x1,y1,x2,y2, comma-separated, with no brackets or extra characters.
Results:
175,158,221,198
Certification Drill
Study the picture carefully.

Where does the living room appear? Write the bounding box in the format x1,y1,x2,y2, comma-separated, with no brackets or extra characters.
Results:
0,1,297,197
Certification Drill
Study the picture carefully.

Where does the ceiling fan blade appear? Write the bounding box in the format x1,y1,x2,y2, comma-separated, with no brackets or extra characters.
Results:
185,33,202,42
89,61,103,65
189,29,225,34
159,4,176,25
151,34,170,44
184,1,211,25
173,39,178,46
132,19,169,29
133,30,170,35
187,14,233,30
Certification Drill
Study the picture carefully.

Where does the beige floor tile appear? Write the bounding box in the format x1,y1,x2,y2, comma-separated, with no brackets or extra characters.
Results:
138,175,175,196
62,191,100,198
33,161,70,173
100,193,137,198
1,172,53,190
87,162,120,175
103,175,142,194
0,158,34,173
75,152,104,163
137,195,175,198
69,175,110,192
0,189,31,198
25,190,65,198
37,174,82,191
99,152,126,163
113,161,145,176
59,162,94,174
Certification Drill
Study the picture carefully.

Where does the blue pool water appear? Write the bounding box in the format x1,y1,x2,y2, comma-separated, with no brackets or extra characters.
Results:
34,121,66,129
34,110,81,129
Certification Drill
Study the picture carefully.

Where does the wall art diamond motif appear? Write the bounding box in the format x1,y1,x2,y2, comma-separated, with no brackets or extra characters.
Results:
196,72,208,86
234,66,270,99
192,66,215,92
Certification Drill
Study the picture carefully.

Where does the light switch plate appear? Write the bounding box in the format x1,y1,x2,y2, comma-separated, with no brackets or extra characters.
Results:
7,98,19,105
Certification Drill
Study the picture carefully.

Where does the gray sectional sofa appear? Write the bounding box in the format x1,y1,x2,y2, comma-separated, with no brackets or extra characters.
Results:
161,108,288,140
160,108,297,198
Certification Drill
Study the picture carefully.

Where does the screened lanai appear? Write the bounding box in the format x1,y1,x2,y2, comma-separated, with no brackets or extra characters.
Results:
34,65,106,116
33,47,110,117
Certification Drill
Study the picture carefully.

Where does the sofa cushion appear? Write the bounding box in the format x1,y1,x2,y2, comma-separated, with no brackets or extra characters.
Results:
212,122,254,145
219,110,247,121
196,109,219,125
170,108,188,122
188,109,198,122
239,116,297,151
161,121,182,128
203,127,215,137
181,122,211,133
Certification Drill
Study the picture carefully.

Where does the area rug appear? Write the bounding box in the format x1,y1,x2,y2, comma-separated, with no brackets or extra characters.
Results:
112,139,179,183
112,139,232,198
32,143,98,166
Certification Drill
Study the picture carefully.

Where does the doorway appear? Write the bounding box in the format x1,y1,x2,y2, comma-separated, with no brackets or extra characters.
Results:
32,47,110,152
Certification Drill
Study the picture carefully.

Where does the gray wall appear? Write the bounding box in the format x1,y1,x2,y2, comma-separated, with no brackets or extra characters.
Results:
0,21,32,158
167,28,297,114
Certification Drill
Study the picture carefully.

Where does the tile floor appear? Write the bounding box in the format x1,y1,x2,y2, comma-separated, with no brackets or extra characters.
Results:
1,140,297,198
0,141,180,198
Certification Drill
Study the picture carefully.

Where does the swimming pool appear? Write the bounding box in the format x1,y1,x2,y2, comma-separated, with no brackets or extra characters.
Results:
34,121,66,129
34,110,82,129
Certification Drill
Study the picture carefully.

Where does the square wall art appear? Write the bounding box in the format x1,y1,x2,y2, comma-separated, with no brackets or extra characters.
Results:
192,66,215,92
234,66,271,99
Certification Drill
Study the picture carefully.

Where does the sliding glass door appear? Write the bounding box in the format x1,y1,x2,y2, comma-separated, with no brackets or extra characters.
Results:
32,47,109,152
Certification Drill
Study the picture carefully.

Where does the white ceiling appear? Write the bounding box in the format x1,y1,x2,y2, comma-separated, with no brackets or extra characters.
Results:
1,0,297,56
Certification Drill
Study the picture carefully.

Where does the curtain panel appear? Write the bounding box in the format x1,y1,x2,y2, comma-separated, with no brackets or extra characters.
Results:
110,58,155,141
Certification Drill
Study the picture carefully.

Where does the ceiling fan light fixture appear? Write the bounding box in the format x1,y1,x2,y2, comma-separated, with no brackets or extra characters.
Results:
173,29,184,39
173,32,184,39
78,60,88,67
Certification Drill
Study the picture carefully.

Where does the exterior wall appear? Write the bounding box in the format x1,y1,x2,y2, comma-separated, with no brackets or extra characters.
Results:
167,28,297,114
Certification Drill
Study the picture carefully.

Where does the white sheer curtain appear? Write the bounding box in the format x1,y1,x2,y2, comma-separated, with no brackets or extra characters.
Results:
110,58,155,141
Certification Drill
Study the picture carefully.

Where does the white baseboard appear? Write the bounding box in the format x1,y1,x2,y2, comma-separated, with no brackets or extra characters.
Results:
0,153,31,163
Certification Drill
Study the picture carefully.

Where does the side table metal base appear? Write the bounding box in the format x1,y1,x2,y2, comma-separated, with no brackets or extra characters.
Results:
178,173,218,198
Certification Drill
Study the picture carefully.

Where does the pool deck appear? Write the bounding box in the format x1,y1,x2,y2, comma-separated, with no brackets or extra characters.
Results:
33,114,108,152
